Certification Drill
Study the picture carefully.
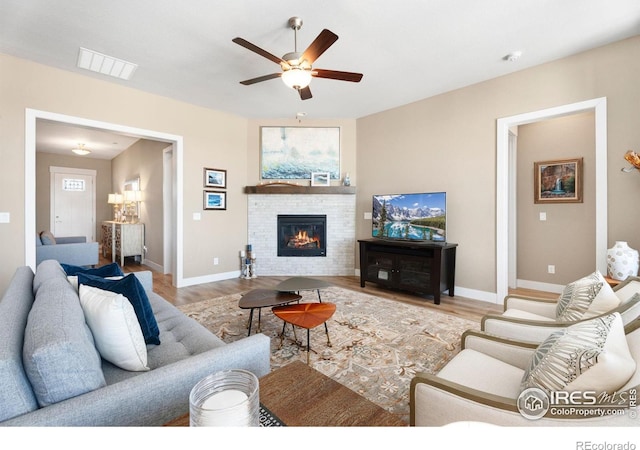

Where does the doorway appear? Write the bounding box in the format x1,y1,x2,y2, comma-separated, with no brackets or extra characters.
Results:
49,166,96,241
496,97,608,303
25,109,185,287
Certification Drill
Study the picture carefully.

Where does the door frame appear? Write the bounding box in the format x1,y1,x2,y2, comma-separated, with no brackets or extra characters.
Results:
162,145,174,275
25,109,185,287
496,97,608,303
49,166,97,241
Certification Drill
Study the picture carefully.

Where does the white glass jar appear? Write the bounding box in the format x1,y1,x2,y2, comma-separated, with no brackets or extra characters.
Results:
189,369,259,426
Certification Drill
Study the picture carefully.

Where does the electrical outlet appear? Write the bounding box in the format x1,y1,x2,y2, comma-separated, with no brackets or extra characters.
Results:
214,257,219,265
548,265,555,274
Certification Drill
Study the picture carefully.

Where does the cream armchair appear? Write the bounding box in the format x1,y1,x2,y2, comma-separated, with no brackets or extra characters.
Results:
410,318,640,427
481,276,640,342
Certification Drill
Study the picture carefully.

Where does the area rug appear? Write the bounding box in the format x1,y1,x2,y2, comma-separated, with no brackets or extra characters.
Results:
178,287,479,424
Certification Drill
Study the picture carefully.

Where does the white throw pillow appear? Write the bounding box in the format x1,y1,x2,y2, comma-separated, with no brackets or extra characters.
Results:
68,275,124,292
521,312,635,394
555,271,620,321
78,284,149,372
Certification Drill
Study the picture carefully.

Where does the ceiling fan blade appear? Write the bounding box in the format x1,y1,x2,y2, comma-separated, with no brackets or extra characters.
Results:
300,29,338,64
313,69,363,83
232,37,286,65
239,73,282,85
298,86,312,100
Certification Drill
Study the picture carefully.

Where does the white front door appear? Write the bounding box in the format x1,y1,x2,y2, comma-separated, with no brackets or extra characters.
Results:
50,167,96,241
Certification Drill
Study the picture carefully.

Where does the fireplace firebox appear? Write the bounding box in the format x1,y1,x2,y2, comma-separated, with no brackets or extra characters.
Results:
277,214,326,257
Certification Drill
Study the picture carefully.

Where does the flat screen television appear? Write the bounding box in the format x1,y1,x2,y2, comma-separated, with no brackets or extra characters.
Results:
372,192,446,242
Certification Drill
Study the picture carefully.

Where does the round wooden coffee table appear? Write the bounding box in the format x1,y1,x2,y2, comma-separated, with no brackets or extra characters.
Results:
238,289,302,336
272,302,336,364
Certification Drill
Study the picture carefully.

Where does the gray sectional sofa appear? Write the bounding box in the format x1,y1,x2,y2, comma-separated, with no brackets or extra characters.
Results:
0,260,271,426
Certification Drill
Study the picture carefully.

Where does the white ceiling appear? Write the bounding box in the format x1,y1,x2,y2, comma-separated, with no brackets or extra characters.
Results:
36,120,140,160
2,0,640,157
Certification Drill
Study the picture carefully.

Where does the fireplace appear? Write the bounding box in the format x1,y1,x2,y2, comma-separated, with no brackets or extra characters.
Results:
277,215,326,257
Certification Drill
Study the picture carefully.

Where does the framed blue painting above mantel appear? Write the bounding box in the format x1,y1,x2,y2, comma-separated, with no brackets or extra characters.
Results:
260,127,340,180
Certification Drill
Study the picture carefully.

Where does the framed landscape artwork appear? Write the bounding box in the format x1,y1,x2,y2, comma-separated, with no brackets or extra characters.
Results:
534,157,583,204
260,127,340,180
203,191,226,210
204,168,226,189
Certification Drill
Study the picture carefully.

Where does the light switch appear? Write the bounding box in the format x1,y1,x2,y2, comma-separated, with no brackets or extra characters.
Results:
364,212,372,220
0,212,9,223
539,212,547,221
193,212,201,221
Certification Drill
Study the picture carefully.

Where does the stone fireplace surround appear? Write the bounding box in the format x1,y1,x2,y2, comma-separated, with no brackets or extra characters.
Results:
247,188,356,276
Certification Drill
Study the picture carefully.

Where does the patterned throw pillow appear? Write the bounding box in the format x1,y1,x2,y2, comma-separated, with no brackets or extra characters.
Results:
521,312,635,394
555,271,620,321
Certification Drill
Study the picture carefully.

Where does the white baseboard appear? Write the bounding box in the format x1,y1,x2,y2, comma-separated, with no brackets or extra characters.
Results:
516,279,564,294
181,269,501,304
142,259,163,273
453,286,499,304
180,270,241,287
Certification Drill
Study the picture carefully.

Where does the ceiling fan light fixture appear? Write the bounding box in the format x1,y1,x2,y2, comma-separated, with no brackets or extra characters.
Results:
281,67,312,90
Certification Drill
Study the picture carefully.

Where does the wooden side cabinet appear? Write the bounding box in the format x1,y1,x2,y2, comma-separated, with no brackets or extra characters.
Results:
358,238,457,304
101,221,145,267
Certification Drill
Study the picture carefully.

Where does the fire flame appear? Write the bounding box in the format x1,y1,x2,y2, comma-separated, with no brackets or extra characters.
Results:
290,229,320,248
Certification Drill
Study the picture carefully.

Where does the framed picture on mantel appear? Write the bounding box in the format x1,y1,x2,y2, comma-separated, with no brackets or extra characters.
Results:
311,172,330,187
534,157,583,204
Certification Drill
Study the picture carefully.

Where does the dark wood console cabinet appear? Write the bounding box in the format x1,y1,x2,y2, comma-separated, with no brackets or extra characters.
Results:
358,238,457,304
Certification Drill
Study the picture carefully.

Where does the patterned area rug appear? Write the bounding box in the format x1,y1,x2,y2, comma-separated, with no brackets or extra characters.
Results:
178,286,479,424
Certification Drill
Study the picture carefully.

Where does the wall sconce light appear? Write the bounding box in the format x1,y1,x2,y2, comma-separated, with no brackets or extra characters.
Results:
622,150,640,173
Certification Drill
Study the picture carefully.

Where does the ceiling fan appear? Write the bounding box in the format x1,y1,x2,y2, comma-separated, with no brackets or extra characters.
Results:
232,17,363,100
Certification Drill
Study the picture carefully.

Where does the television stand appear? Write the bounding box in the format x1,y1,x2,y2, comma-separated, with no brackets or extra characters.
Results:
358,238,457,304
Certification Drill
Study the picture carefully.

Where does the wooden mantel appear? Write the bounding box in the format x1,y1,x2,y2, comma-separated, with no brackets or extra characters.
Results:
244,185,356,194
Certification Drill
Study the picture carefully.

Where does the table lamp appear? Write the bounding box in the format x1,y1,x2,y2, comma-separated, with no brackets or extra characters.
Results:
107,193,123,221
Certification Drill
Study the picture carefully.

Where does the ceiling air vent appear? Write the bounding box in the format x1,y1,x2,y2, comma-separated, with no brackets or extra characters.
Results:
76,47,137,80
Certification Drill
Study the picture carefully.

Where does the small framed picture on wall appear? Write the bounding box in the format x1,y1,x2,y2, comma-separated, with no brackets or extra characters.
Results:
204,168,227,189
204,191,226,210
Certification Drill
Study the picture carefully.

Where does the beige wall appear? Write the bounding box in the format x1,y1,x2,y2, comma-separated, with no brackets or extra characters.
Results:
35,152,113,241
2,35,640,296
111,139,167,267
356,36,640,295
517,112,596,285
0,52,248,289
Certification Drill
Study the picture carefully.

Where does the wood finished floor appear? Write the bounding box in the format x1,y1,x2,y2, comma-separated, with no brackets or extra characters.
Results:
113,255,557,322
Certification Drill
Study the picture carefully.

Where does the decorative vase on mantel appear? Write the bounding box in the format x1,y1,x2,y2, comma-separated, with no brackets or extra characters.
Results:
606,241,640,281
